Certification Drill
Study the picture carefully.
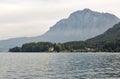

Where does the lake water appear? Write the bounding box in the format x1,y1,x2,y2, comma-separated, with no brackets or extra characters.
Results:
0,53,120,79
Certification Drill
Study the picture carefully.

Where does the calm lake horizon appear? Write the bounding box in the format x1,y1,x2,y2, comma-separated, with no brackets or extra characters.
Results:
0,53,120,79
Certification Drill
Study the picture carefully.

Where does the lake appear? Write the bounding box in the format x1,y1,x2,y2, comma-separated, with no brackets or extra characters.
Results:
0,53,120,79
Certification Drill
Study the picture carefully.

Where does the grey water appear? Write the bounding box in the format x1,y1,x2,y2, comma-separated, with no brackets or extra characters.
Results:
0,53,120,79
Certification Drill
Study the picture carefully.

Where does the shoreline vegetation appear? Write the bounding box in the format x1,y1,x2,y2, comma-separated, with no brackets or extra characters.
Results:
9,40,120,52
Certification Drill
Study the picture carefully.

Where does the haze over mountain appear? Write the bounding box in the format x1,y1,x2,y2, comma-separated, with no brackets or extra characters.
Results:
0,9,120,51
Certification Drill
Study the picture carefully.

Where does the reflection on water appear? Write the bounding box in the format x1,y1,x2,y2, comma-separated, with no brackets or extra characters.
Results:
0,53,120,79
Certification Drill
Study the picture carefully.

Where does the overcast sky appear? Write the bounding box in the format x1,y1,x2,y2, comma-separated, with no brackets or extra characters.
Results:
0,0,120,40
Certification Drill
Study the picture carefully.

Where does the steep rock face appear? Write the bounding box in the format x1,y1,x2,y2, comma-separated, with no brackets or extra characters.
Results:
41,9,120,42
0,9,120,51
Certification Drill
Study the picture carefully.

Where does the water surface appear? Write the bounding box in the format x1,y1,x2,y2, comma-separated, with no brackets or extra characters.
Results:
0,53,120,79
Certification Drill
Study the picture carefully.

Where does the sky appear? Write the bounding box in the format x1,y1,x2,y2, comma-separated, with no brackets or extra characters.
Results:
0,0,120,40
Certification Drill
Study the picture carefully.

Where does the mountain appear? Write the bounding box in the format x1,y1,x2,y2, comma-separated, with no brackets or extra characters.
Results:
41,9,120,42
0,8,120,51
87,22,120,44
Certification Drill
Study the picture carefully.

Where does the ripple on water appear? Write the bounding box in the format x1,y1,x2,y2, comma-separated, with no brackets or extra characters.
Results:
0,53,120,79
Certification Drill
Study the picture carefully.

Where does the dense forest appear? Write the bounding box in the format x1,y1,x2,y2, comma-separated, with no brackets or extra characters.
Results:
9,40,120,52
9,41,90,52
9,22,120,52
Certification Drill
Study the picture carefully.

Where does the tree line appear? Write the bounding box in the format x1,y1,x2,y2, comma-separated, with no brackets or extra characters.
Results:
9,41,90,52
9,39,120,52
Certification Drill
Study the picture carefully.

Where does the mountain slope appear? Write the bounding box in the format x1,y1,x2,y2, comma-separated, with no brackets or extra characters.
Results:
0,9,120,51
87,22,120,44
